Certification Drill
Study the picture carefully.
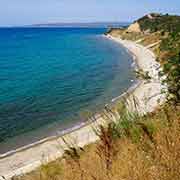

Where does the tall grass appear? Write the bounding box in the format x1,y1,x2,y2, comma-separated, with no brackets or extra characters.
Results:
13,101,180,180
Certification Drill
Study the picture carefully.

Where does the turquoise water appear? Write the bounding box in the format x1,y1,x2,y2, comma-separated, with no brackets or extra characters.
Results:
0,28,134,152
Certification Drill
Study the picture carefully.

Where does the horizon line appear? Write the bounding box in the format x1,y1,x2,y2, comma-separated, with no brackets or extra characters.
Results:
0,21,131,28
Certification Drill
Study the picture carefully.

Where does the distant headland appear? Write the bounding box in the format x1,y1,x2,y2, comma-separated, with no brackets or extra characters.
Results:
28,22,130,28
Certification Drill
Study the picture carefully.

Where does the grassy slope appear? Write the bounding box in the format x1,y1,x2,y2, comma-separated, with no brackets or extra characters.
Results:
14,105,180,180
14,14,180,180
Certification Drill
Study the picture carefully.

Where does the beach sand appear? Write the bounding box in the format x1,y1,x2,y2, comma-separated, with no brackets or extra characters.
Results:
0,35,166,180
107,35,166,114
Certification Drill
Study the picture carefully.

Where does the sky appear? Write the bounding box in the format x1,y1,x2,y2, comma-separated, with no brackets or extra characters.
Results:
0,0,180,26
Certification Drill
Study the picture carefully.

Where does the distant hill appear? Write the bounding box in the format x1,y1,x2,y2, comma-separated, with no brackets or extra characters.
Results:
29,22,130,28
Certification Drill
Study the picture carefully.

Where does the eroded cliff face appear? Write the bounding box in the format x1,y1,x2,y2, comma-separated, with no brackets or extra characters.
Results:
126,22,141,33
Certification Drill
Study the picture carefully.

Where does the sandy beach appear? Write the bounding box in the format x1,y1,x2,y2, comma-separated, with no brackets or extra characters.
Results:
107,35,166,114
0,35,166,180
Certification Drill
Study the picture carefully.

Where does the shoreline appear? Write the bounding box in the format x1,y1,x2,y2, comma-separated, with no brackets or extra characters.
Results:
0,35,166,180
107,35,166,113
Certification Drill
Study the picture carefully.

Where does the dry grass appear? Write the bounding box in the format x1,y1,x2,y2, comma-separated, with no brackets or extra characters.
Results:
140,32,161,46
108,29,144,41
14,104,180,180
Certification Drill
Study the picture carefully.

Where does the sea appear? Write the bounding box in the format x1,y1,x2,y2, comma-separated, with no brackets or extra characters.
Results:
0,27,135,153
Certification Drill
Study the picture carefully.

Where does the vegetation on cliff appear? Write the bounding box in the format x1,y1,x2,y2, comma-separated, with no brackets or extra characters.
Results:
138,13,180,33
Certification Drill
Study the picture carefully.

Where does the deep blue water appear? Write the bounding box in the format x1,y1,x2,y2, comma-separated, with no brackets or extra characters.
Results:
0,28,134,152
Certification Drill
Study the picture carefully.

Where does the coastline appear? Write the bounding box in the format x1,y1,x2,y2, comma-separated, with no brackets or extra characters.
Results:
106,35,166,113
0,35,166,180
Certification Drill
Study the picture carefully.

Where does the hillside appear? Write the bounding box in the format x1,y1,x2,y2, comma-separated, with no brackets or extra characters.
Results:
137,13,180,33
12,13,180,180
